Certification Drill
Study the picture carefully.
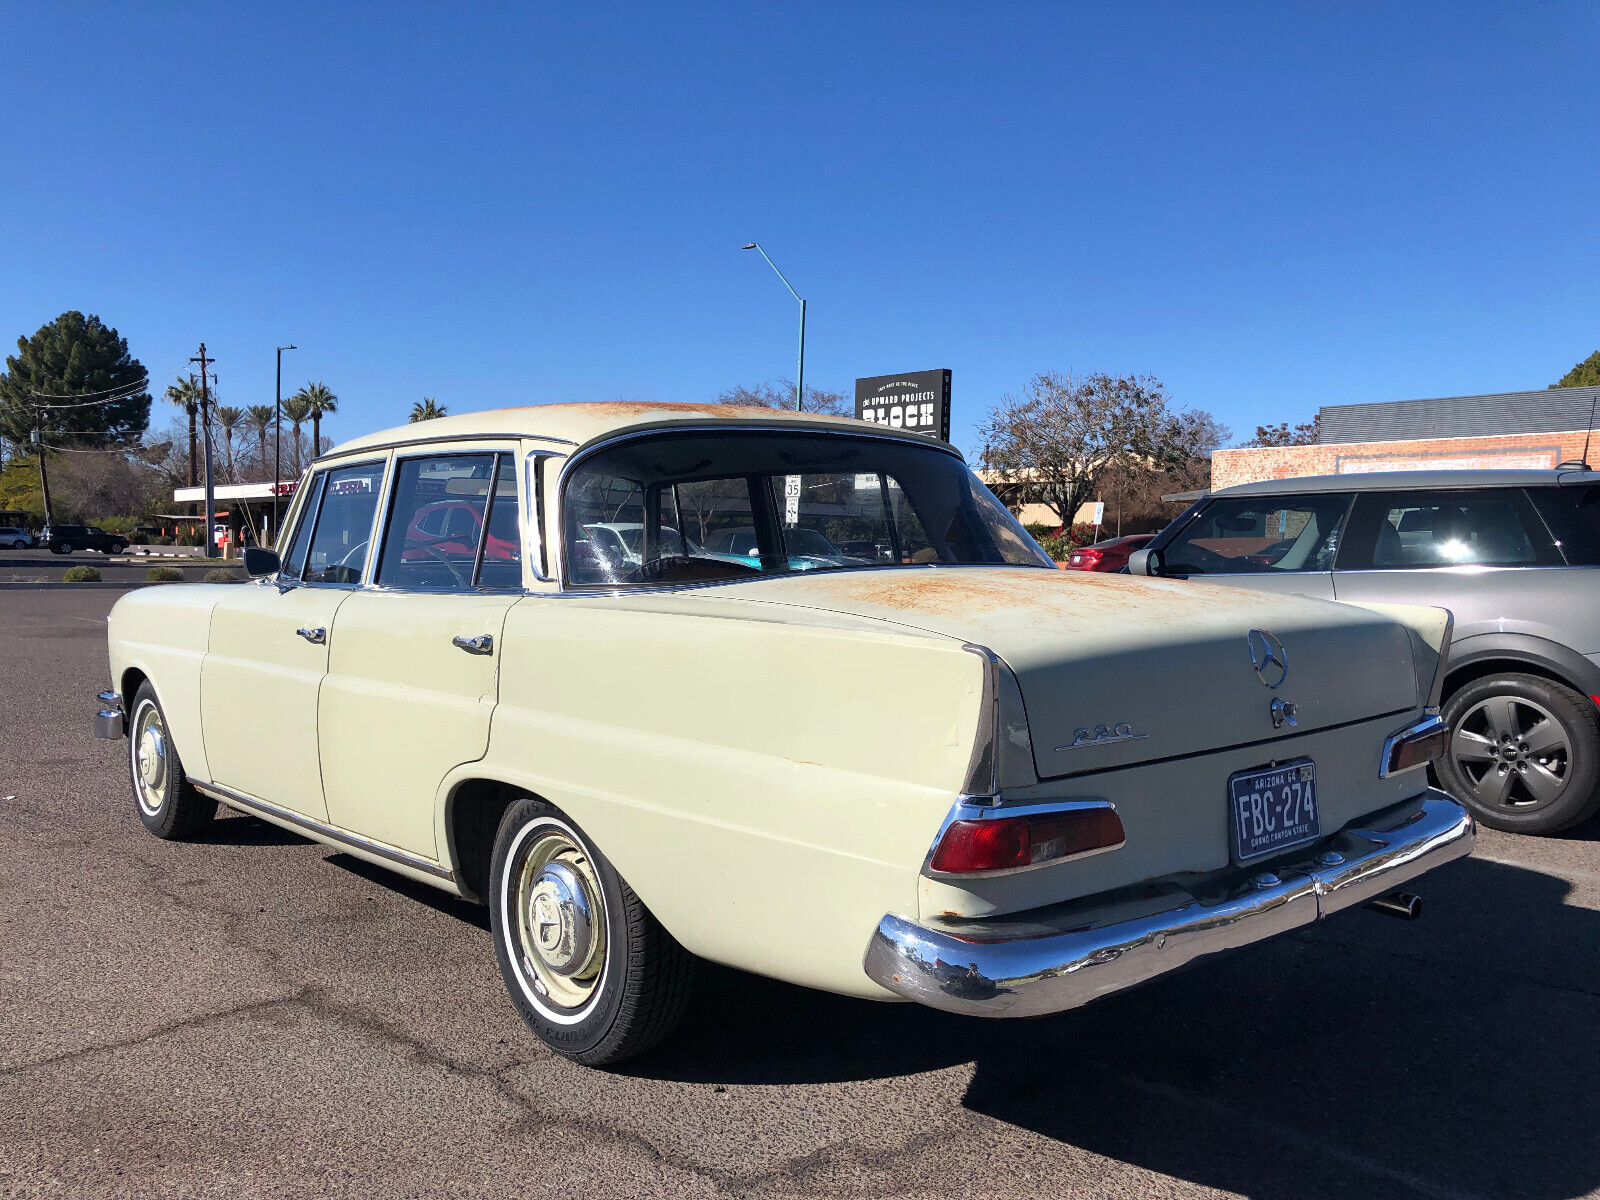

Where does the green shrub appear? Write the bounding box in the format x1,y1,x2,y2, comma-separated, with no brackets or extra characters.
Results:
1037,533,1072,561
145,566,184,582
149,534,174,545
204,568,239,583
61,565,102,583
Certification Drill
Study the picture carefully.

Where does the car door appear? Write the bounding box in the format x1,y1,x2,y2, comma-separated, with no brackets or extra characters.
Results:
1331,485,1567,615
318,450,524,857
200,459,386,820
1154,492,1351,599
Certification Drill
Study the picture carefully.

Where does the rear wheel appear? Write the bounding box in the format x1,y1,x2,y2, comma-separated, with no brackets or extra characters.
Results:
127,683,216,839
55,543,71,555
489,797,694,1065
1438,673,1600,834
107,540,126,555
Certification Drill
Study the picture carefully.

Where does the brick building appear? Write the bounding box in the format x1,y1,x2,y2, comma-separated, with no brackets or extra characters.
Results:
1212,385,1600,490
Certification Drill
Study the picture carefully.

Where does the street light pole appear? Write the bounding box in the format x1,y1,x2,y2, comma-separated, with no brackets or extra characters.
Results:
274,344,296,544
741,243,805,411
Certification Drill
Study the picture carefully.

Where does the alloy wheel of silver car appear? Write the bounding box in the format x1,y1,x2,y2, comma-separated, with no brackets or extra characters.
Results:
1450,694,1571,814
1440,674,1600,834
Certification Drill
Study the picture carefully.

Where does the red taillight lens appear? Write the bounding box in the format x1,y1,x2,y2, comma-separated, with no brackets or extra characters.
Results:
929,808,1125,874
1385,722,1450,775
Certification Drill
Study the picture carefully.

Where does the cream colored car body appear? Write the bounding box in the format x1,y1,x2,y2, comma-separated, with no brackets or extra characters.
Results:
105,402,1466,1004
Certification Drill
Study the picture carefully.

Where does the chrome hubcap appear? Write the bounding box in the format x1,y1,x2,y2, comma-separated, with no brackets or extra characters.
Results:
1451,694,1571,812
513,831,606,1010
131,704,169,815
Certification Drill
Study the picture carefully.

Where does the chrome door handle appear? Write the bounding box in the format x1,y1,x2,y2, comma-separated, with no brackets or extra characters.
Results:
296,627,327,645
452,634,494,655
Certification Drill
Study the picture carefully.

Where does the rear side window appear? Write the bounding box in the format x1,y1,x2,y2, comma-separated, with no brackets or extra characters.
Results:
376,453,523,590
1341,489,1562,569
1528,485,1600,566
1161,494,1351,575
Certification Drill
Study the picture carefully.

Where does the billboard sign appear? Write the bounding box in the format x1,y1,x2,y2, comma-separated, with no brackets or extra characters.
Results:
855,369,951,441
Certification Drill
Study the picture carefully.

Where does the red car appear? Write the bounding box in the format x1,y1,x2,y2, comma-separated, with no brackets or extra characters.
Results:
1064,533,1154,572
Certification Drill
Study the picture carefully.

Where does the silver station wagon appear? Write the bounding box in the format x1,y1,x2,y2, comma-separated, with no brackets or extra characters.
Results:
97,403,1474,1064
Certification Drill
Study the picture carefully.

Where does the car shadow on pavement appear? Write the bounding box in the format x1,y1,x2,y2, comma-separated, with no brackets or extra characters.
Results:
195,811,311,847
634,855,1600,1200
326,852,492,931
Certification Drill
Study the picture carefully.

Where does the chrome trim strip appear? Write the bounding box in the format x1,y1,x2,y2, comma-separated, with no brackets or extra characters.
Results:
921,797,1123,880
194,781,455,883
311,431,576,466
866,790,1474,1018
1380,712,1450,778
959,644,1001,800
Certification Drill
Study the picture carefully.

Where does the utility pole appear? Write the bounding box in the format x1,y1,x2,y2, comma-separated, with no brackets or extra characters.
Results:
191,344,218,559
32,411,54,526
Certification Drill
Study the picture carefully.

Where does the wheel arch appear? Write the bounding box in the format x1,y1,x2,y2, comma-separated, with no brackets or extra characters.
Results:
1444,633,1600,705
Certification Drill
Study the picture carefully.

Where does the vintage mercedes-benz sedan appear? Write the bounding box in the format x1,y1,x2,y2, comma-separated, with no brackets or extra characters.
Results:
96,403,1475,1064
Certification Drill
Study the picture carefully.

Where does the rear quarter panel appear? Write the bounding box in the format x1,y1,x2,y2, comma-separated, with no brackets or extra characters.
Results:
108,584,226,782
472,596,986,998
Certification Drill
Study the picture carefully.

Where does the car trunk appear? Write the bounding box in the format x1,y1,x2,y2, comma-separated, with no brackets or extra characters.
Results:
719,567,1422,777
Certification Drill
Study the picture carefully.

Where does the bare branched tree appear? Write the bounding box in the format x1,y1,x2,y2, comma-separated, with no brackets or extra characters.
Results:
978,372,1212,528
716,380,849,416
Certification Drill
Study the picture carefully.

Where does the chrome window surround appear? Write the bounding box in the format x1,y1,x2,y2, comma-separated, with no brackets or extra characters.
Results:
283,457,391,591
524,449,566,583
920,797,1125,881
1379,712,1450,778
365,446,524,594
552,422,982,593
310,431,574,467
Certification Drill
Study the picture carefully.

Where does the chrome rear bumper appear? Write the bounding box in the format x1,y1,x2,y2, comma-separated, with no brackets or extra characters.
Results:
94,691,124,740
864,789,1473,1018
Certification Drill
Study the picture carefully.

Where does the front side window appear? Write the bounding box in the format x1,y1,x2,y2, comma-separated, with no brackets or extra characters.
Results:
280,472,326,579
1162,494,1351,575
1342,489,1561,569
376,453,522,590
303,461,385,584
562,430,1051,587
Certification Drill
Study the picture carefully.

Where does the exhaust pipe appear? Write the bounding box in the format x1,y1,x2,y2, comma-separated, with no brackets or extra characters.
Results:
1366,891,1422,920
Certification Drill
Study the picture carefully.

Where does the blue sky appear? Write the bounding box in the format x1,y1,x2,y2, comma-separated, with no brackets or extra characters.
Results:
3,2,1595,458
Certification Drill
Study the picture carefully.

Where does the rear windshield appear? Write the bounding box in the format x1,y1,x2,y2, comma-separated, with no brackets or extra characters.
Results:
562,430,1052,587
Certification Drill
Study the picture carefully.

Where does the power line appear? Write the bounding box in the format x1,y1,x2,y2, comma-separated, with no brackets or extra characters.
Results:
22,374,150,401
29,385,153,410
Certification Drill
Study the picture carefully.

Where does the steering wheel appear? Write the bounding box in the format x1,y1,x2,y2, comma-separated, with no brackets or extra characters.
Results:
403,533,474,587
1168,543,1235,574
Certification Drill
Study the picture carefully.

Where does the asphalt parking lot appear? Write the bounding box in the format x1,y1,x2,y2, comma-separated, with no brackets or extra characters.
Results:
3,587,1599,1199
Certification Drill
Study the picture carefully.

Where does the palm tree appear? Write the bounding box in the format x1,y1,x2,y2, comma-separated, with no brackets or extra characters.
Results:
410,397,447,423
164,377,201,487
214,406,244,482
245,405,274,476
291,381,339,457
282,394,312,473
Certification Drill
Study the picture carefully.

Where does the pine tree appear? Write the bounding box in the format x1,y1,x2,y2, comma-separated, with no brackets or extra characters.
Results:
0,311,150,447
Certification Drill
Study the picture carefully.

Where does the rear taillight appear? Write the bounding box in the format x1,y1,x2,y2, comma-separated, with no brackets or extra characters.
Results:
1074,549,1103,569
929,807,1125,875
1382,716,1450,777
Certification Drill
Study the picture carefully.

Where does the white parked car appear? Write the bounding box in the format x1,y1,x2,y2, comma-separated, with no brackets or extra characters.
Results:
96,402,1474,1064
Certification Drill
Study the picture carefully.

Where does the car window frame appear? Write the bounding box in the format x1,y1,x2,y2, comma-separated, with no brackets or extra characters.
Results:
1156,491,1355,577
1337,486,1565,572
372,447,524,594
291,457,389,589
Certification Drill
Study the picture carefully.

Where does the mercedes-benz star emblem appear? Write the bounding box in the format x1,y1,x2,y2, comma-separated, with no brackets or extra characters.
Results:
1247,628,1288,689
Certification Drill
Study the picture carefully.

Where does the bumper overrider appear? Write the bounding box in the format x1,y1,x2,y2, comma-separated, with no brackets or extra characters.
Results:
864,789,1473,1018
94,691,124,739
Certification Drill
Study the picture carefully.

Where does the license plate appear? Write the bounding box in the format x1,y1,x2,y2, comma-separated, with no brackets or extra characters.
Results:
1229,759,1319,863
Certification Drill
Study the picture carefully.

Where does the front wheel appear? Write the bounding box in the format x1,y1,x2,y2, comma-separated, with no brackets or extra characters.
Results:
489,798,694,1065
1438,673,1600,834
53,544,69,555
127,683,216,839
